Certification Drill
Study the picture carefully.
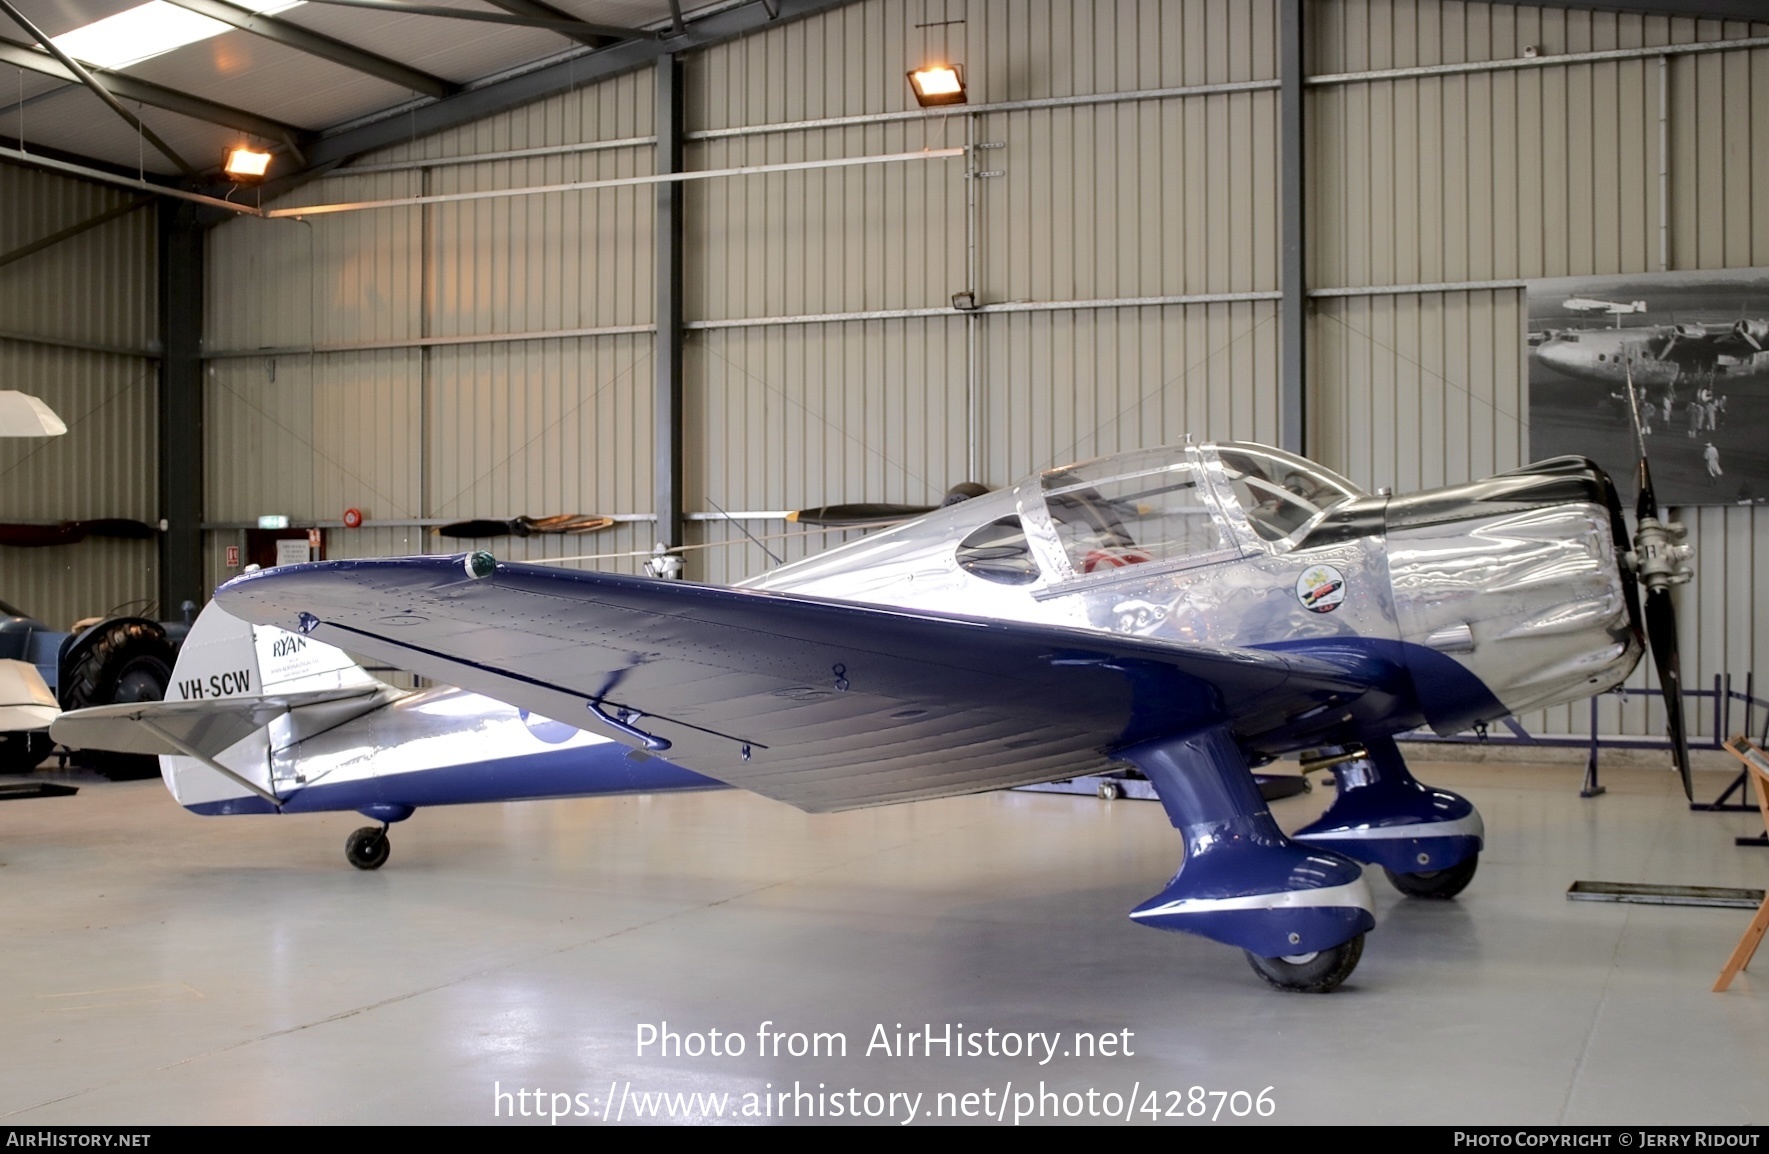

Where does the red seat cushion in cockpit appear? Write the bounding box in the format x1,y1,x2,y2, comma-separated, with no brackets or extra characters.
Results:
1083,547,1153,573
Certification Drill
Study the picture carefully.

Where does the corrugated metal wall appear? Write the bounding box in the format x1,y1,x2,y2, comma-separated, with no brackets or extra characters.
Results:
189,0,1769,740
0,162,158,631
684,0,1282,581
203,70,657,591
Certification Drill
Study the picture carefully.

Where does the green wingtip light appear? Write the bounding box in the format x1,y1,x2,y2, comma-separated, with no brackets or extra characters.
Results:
465,551,497,580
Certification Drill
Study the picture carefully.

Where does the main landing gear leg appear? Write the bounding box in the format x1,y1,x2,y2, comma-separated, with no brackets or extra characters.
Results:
1122,725,1375,993
345,804,416,871
1292,735,1484,900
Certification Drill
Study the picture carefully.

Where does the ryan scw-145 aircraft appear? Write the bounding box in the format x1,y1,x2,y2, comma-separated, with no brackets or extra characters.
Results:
53,436,1695,993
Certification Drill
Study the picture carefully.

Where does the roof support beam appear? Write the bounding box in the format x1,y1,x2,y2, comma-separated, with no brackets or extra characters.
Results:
0,134,185,185
654,54,684,556
0,193,152,269
1279,0,1305,457
292,0,643,41
0,0,195,174
1,139,259,212
272,0,859,187
0,37,309,149
158,199,206,619
1523,0,1769,21
161,0,459,100
478,0,627,50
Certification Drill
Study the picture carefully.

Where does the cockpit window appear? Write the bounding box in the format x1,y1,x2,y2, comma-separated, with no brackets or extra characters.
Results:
956,517,1041,585
1041,460,1230,576
1215,446,1359,544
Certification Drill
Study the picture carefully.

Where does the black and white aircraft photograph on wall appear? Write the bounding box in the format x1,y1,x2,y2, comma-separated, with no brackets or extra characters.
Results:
1528,268,1769,507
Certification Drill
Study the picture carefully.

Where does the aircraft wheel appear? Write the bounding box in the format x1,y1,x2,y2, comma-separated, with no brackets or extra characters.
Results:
1097,780,1122,801
345,826,391,871
1384,853,1478,900
1244,933,1364,993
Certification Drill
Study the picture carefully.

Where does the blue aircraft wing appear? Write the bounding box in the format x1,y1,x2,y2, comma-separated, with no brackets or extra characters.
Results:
216,556,1385,812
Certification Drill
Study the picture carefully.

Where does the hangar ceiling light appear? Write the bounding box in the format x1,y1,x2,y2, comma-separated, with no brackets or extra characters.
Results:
51,0,301,70
908,64,966,108
224,145,273,181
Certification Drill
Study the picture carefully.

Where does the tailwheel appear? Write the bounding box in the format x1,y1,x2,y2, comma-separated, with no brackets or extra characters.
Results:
345,825,391,871
1383,852,1478,900
1244,933,1364,993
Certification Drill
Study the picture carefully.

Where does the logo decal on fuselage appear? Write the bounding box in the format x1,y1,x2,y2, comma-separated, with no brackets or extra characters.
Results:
1295,564,1347,614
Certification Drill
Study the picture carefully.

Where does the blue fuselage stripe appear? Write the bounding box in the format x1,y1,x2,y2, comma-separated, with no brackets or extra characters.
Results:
183,742,725,817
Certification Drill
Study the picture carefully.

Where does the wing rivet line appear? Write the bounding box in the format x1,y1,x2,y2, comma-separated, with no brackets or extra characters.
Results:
833,663,849,692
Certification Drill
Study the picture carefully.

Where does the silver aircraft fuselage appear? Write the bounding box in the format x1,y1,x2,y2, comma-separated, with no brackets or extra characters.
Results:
746,442,1643,748
1534,324,1769,388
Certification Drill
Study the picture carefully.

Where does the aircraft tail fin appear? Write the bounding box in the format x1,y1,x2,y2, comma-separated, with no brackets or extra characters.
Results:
51,602,394,809
167,597,381,706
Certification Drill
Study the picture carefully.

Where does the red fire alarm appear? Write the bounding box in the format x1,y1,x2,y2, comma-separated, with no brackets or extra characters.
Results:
342,507,364,528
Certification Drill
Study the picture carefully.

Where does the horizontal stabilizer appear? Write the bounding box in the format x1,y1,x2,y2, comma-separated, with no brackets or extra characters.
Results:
51,686,391,758
54,600,396,763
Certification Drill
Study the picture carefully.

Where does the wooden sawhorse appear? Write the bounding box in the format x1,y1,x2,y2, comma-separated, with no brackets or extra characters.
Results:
1714,734,1769,991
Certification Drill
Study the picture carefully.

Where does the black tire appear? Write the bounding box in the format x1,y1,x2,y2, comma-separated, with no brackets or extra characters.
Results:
60,620,175,711
1244,933,1364,993
0,731,51,774
940,482,991,506
1384,852,1479,900
60,621,175,781
1255,773,1311,802
345,827,391,871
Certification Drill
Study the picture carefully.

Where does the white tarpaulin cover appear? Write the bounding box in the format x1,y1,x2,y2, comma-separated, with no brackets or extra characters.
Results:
0,391,67,437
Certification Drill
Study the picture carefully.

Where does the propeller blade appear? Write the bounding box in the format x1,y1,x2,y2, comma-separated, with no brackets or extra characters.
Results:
1643,586,1693,800
72,518,158,540
521,515,616,535
1621,359,1658,522
787,503,936,528
435,515,617,538
1634,453,1658,523
0,522,87,547
787,482,992,528
0,519,157,547
436,518,526,538
1622,357,1693,798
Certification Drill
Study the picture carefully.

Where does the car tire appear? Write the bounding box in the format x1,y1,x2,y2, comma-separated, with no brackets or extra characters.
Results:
61,621,175,780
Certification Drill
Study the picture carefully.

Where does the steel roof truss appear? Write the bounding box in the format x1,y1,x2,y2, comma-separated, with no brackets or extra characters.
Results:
0,37,309,153
0,0,195,174
477,0,627,49
292,0,644,41
161,0,460,101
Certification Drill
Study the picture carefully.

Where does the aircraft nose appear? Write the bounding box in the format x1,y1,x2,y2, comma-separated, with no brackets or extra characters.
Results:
1534,340,1573,373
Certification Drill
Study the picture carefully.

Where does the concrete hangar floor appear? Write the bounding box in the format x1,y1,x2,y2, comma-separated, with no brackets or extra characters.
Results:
1,756,1765,1126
